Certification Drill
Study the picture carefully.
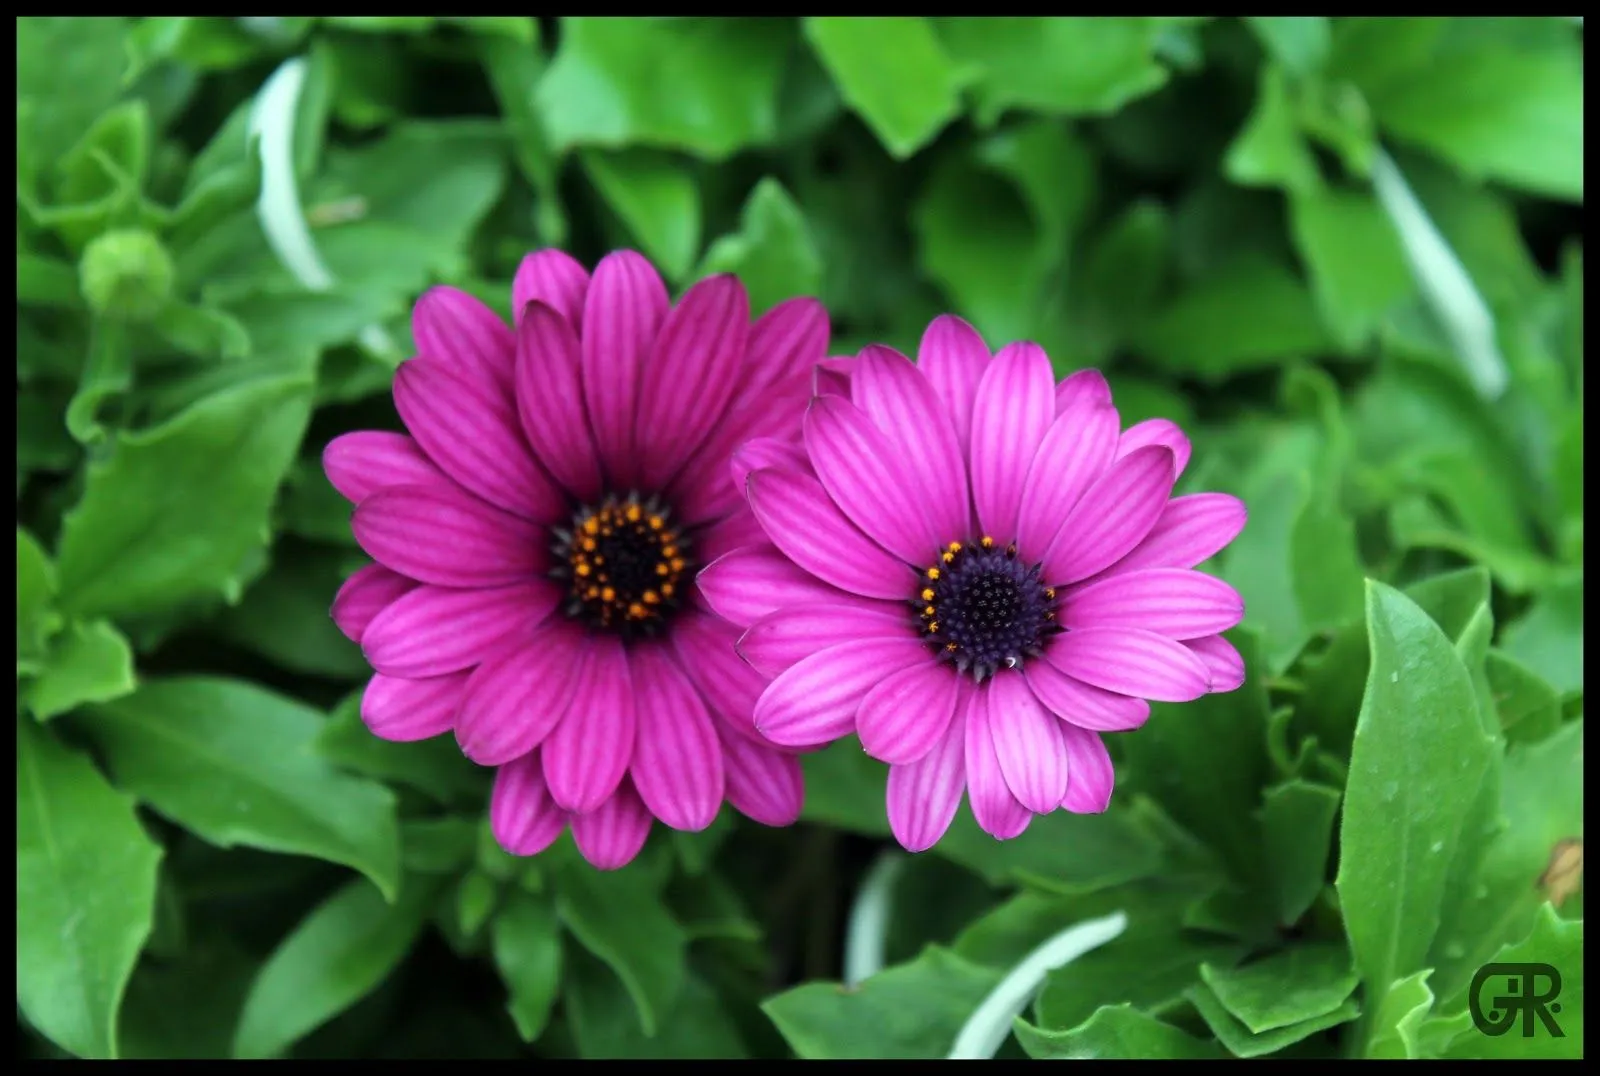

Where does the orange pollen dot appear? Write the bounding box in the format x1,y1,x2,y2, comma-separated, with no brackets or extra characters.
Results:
655,563,670,576
601,586,616,603
575,563,591,577
924,605,936,617
947,541,962,553
980,535,995,549
927,567,940,580
921,588,935,602
1044,587,1057,600
942,551,956,564
928,621,940,633
627,602,646,619
661,583,675,598
649,516,664,530
626,504,642,522
643,590,661,605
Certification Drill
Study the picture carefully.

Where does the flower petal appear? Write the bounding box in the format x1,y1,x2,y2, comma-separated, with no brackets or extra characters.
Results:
1117,418,1191,479
964,687,1033,839
753,638,933,748
1041,445,1176,585
331,564,417,643
352,484,548,587
454,625,588,766
413,286,516,387
886,699,968,853
394,358,565,523
743,296,830,393
1022,660,1150,732
1015,401,1120,563
582,250,669,489
1095,493,1248,577
1187,634,1246,692
804,395,940,565
970,341,1055,541
747,467,914,599
491,752,567,856
1063,568,1244,640
513,248,590,331
850,345,971,544
813,356,853,397
515,300,603,502
360,672,467,742
672,387,811,525
627,645,725,832
636,275,751,490
730,436,809,494
670,611,769,742
857,659,961,765
696,547,865,628
1058,724,1115,814
541,636,636,813
362,581,560,678
1046,627,1211,702
987,671,1070,814
737,601,907,680
1055,368,1112,415
696,508,770,566
720,732,804,826
323,431,445,504
570,779,654,870
916,315,989,456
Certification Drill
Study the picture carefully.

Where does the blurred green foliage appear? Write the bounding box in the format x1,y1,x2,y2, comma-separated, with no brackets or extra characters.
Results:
16,16,1583,1061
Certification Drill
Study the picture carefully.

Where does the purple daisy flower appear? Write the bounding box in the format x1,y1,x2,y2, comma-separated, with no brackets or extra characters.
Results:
325,249,828,870
707,316,1248,852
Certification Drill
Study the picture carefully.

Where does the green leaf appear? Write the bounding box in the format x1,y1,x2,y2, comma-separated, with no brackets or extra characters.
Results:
315,693,483,806
804,17,964,158
1245,18,1331,78
763,946,1003,1059
1135,256,1333,379
1016,1005,1224,1059
232,874,441,1059
1069,201,1172,366
1189,982,1360,1058
492,893,562,1043
1259,780,1342,925
580,149,701,283
17,527,62,671
119,938,258,1059
1224,65,1321,196
1289,185,1414,350
697,178,823,315
478,29,565,246
79,677,401,901
538,17,792,160
1366,36,1583,202
937,18,1170,124
399,817,478,876
150,302,251,362
211,551,370,680
1335,581,1497,1036
1288,488,1367,631
66,318,134,445
1442,904,1581,1059
1366,969,1439,1059
16,18,129,180
1485,650,1562,745
17,252,84,308
25,619,137,720
554,861,687,1037
17,720,162,1060
1200,943,1359,1034
566,948,748,1059
1501,579,1583,695
55,374,313,622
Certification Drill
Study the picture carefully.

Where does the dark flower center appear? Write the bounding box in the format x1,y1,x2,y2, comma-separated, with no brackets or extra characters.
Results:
550,493,691,636
914,537,1060,681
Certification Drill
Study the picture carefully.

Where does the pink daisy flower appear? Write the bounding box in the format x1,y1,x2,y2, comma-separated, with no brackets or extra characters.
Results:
705,316,1248,852
324,249,828,870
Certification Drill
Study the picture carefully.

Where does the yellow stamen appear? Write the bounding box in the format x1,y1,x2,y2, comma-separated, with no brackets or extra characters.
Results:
926,567,940,580
921,587,935,602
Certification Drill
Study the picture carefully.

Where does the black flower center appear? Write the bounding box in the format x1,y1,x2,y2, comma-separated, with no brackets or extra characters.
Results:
550,493,692,636
914,537,1060,681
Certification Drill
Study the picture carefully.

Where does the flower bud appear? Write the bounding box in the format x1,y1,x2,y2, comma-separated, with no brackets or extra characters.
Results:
78,228,175,321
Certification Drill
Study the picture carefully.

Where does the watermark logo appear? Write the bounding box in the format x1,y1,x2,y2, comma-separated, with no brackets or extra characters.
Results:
1468,963,1564,1038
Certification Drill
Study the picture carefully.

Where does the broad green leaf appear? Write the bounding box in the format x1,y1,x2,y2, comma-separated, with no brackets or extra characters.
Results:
1200,943,1359,1034
55,374,313,621
1501,579,1583,695
1135,256,1333,379
18,527,61,671
1224,65,1321,196
1188,982,1360,1058
492,892,562,1043
697,178,824,315
762,946,1002,1059
1485,650,1562,745
478,29,565,246
1443,904,1582,1059
16,18,128,180
1069,201,1172,366
80,677,401,901
17,252,83,308
1288,490,1367,634
119,938,258,1059
937,18,1170,125
66,319,133,444
804,17,964,158
1366,969,1438,1059
17,721,162,1060
315,693,483,806
1429,719,1584,1005
212,551,370,680
1289,185,1414,350
399,817,478,877
232,874,441,1058
567,948,747,1059
1245,18,1331,77
454,870,498,940
939,807,1164,894
1258,780,1342,925
150,302,251,362
554,861,687,1037
1335,582,1497,1030
580,149,701,282
538,17,792,160
1016,1005,1224,1059
25,619,137,720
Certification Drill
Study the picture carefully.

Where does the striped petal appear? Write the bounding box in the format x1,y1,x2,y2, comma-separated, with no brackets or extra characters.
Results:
1187,634,1246,693
916,315,989,456
1046,627,1211,702
1094,493,1248,577
986,671,1070,814
331,564,417,643
454,625,588,766
1022,660,1150,732
582,251,668,490
1015,401,1120,563
857,659,961,765
970,341,1055,541
670,611,769,742
737,601,907,680
1041,445,1176,585
804,395,940,566
747,467,914,599
1058,723,1115,814
964,687,1032,840
541,636,636,813
696,547,866,629
412,285,515,387
323,431,445,504
570,779,653,870
720,731,804,826
352,484,547,588
753,638,933,748
514,300,603,502
490,752,567,856
1055,368,1112,415
886,698,968,853
512,248,589,331
1117,418,1191,479
628,644,725,832
362,582,560,678
360,672,467,742
1062,568,1245,640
